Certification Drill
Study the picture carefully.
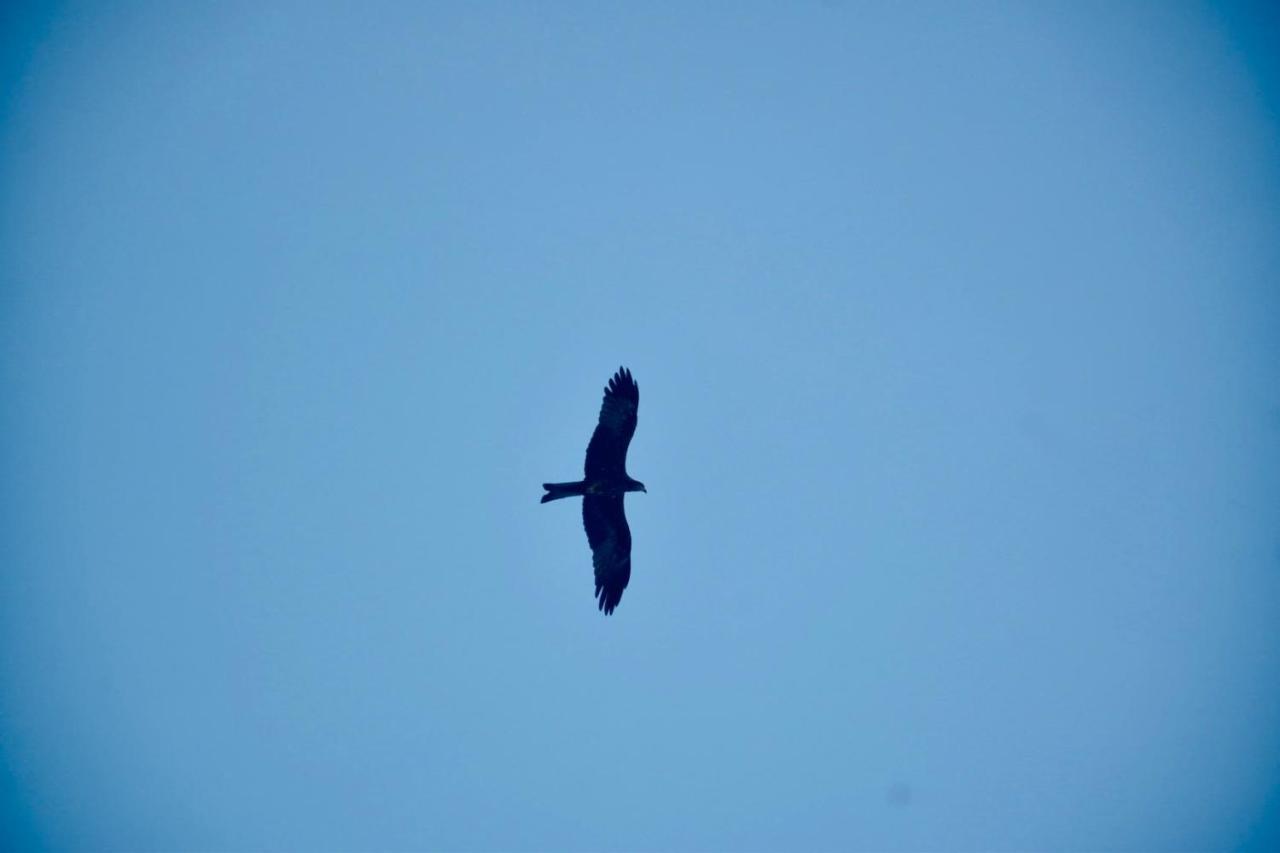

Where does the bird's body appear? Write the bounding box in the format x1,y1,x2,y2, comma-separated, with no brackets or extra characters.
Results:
541,367,646,615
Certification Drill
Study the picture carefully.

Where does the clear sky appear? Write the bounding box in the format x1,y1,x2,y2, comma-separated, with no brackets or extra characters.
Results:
2,2,1278,850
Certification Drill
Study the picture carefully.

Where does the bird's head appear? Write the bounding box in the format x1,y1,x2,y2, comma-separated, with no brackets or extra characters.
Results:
627,479,647,494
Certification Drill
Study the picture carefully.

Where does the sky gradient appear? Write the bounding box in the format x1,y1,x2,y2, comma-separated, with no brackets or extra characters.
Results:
2,2,1279,849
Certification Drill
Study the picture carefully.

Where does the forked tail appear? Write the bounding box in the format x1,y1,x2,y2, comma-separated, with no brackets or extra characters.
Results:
541,481,586,503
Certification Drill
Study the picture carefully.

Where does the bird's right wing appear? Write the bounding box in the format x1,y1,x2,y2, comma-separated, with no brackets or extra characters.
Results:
582,494,632,615
584,366,638,480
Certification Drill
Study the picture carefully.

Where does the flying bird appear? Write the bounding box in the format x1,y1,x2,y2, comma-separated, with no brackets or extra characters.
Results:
542,367,646,615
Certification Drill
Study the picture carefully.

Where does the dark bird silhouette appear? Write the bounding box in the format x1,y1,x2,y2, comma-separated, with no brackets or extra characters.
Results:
542,367,647,615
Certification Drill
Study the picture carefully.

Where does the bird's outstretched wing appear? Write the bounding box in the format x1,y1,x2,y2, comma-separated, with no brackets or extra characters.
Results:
584,366,638,480
582,494,631,615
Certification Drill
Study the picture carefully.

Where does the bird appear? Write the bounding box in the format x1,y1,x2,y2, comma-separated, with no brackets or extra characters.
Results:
542,366,647,615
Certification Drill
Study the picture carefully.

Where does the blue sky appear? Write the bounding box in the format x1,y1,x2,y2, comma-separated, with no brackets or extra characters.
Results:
2,2,1278,849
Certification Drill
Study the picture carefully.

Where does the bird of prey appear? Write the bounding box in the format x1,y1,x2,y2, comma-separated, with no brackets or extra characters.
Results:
542,367,647,615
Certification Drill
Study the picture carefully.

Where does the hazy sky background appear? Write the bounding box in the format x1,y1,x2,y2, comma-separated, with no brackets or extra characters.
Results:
2,2,1278,850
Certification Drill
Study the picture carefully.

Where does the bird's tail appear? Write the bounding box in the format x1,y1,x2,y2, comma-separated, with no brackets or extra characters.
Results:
541,481,586,503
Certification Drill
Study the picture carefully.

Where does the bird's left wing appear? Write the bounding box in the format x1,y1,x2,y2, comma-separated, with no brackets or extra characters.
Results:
582,494,632,615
